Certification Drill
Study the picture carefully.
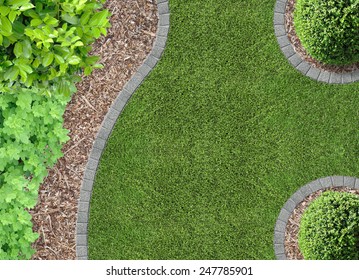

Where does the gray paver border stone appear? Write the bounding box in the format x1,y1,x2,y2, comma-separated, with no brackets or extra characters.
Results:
274,175,359,260
273,0,359,84
75,0,170,260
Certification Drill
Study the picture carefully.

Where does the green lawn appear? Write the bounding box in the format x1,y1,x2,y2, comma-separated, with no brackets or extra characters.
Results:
88,0,358,259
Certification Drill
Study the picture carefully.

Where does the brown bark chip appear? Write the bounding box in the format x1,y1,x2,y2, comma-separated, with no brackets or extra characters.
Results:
29,0,158,260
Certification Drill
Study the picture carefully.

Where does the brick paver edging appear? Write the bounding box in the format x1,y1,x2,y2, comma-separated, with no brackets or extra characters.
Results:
274,175,359,260
274,0,359,84
75,0,170,260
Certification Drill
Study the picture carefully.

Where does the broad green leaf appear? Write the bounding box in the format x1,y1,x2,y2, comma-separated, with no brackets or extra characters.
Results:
23,9,38,19
67,55,81,65
4,66,19,81
54,54,64,64
24,28,34,38
8,10,18,22
19,68,27,82
0,16,12,36
32,57,40,68
86,55,99,64
12,20,25,35
89,10,108,26
100,27,107,36
33,29,44,40
84,66,92,75
48,67,57,79
44,17,58,26
0,6,10,16
22,39,32,58
19,3,35,11
93,63,104,69
72,75,82,83
30,18,42,27
60,40,71,47
61,13,79,25
62,23,68,31
72,41,84,48
3,60,12,67
42,52,54,67
80,11,91,25
18,63,32,74
64,27,76,38
13,41,23,57
2,35,10,47
70,36,81,43
54,45,71,55
7,0,29,6
76,26,83,37
92,27,101,38
59,62,67,73
23,73,34,87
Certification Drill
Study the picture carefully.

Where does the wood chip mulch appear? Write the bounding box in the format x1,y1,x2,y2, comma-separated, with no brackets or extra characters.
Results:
285,0,359,73
29,0,158,260
285,187,359,260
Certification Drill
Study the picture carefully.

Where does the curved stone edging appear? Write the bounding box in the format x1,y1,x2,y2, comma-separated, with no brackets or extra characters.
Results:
274,175,359,260
75,0,170,260
274,0,359,84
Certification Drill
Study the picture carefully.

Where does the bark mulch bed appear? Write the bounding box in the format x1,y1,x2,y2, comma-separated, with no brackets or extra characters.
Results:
285,187,359,260
29,0,158,260
285,0,359,73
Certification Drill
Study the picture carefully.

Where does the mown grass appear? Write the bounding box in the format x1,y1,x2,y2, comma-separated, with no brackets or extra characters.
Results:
88,0,358,259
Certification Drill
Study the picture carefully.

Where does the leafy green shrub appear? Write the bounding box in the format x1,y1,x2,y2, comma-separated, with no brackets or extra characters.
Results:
298,191,359,260
0,0,110,259
294,0,359,65
0,88,72,259
0,0,110,96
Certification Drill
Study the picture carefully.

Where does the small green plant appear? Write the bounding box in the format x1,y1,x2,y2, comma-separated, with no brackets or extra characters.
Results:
0,0,110,259
0,88,72,259
294,0,359,65
298,191,359,260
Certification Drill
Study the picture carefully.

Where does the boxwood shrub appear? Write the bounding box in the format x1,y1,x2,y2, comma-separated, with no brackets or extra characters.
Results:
294,0,359,65
0,0,110,259
298,191,359,260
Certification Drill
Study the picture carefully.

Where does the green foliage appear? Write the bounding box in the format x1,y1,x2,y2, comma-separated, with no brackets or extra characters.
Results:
0,0,110,259
298,191,359,260
294,0,359,65
0,0,110,96
0,89,71,259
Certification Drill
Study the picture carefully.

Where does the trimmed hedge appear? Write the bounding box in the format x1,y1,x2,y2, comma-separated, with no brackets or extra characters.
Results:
0,0,110,259
294,0,359,65
298,191,359,260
